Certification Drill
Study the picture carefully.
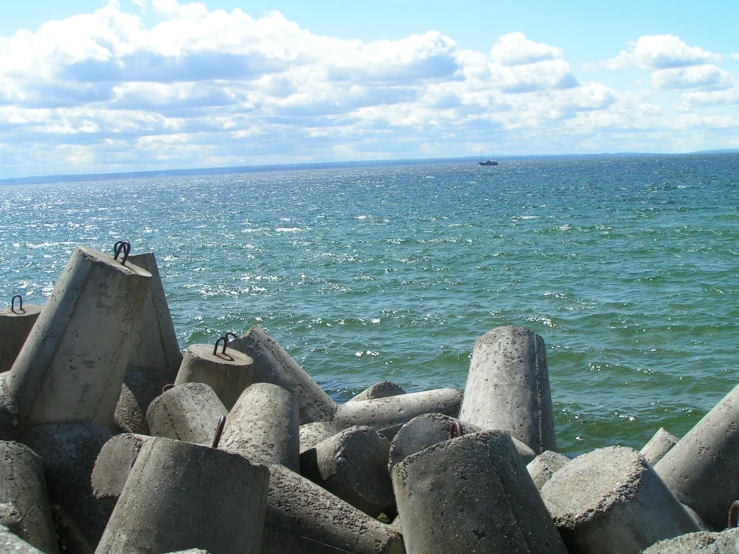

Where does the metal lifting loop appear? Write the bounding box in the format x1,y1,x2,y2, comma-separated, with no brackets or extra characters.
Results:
448,420,464,440
213,336,228,357
211,415,227,449
225,332,238,343
113,241,131,265
162,384,175,394
11,295,24,314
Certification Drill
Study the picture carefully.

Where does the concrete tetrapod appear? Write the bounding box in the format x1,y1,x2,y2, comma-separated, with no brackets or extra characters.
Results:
300,425,394,517
229,326,337,423
391,430,568,554
91,434,155,502
526,450,570,490
0,301,42,374
348,381,406,402
654,383,739,530
299,421,342,454
0,441,57,553
458,326,556,453
95,437,270,554
146,382,227,445
3,246,151,433
0,523,45,554
220,383,300,471
641,528,739,553
540,446,700,554
641,427,679,466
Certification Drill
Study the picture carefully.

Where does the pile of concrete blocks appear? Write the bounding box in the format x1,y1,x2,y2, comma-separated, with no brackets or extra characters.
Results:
1,245,738,553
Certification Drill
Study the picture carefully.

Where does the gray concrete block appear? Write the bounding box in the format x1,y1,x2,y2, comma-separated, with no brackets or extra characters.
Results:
654,383,739,530
0,441,57,553
146,382,227,445
541,446,700,554
348,381,406,403
113,367,165,435
391,430,567,554
642,528,739,553
299,421,341,455
459,325,556,453
527,450,570,490
0,524,45,554
0,303,42,374
96,437,269,554
641,427,679,466
91,434,155,501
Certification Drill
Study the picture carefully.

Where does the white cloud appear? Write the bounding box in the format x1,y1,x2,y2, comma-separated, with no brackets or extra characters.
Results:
652,65,735,91
492,32,563,66
604,35,720,71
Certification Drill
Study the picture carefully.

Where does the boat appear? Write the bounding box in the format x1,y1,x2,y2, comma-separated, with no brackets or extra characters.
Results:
478,151,498,166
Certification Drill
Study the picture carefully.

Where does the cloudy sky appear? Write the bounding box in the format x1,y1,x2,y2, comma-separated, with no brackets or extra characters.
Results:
1,0,738,179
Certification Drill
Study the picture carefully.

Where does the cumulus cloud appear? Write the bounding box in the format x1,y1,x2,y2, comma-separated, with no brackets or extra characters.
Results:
604,35,720,70
492,32,563,66
652,65,735,91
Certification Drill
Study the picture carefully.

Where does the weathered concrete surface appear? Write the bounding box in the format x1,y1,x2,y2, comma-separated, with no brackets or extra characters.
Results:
4,246,151,432
0,304,42,374
174,343,255,410
348,381,406,403
334,389,463,431
221,383,300,470
527,450,570,490
388,413,535,474
541,446,700,554
459,326,556,453
641,427,679,466
262,464,403,554
91,434,154,501
0,524,45,554
146,382,227,445
113,367,165,435
392,430,567,554
300,426,394,517
299,421,341,454
0,442,57,553
21,422,114,554
229,326,337,423
642,528,739,553
96,437,269,554
654,383,739,530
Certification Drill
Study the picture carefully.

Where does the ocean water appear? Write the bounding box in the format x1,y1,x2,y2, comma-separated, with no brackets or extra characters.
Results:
1,153,738,457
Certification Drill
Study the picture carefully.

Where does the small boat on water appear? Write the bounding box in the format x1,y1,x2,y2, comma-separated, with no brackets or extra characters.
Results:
478,151,499,166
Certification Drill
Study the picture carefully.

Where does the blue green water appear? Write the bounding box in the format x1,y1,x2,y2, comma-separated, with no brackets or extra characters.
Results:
1,154,738,456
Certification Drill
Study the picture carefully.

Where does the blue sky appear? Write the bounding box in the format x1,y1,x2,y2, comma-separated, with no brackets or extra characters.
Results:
1,0,738,178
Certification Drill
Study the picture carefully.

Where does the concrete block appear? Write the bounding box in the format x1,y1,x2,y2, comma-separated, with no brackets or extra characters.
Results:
541,446,700,554
91,434,155,501
0,523,45,554
300,426,394,517
391,430,567,554
459,325,556,453
526,450,570,490
641,427,679,466
0,441,57,553
4,246,151,432
113,367,166,435
642,528,739,553
174,342,255,410
96,437,270,554
21,422,114,554
299,421,341,455
0,300,42,374
220,383,300,471
654,383,739,530
229,326,337,423
348,381,406,402
146,382,227,445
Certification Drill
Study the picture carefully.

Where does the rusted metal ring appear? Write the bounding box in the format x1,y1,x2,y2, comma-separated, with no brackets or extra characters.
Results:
211,415,227,449
213,336,228,356
162,384,175,393
448,420,464,440
225,332,238,343
11,295,24,314
728,500,739,528
113,241,131,265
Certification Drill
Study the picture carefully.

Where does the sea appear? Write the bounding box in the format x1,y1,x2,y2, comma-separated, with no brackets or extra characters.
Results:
1,153,738,457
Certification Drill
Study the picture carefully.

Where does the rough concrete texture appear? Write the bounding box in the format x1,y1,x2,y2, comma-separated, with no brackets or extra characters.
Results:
4,246,151,432
91,434,155,501
641,427,679,466
0,378,20,442
459,326,556,453
300,426,394,517
21,422,115,554
348,381,406,403
0,442,57,553
388,413,536,474
262,464,403,554
392,430,567,554
113,367,166,434
0,304,42,374
540,446,700,554
221,383,300,470
96,437,269,554
654,383,739,530
642,528,739,553
174,343,255,410
146,382,227,445
0,524,45,554
229,326,338,423
527,450,570,490
299,421,342,454
333,388,463,431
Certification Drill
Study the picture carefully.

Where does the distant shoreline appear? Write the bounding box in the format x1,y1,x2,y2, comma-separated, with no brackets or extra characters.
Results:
1,150,737,187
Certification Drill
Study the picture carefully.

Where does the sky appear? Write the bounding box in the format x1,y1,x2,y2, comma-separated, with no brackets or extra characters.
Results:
1,0,738,179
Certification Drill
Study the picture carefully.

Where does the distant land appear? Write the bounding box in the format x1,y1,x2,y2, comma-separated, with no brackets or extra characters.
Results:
1,150,737,187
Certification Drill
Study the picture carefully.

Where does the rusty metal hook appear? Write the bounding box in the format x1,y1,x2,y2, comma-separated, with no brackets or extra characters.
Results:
448,420,464,440
113,241,131,265
213,336,228,357
162,384,175,394
211,415,227,449
728,500,739,528
10,295,24,314
225,332,238,343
